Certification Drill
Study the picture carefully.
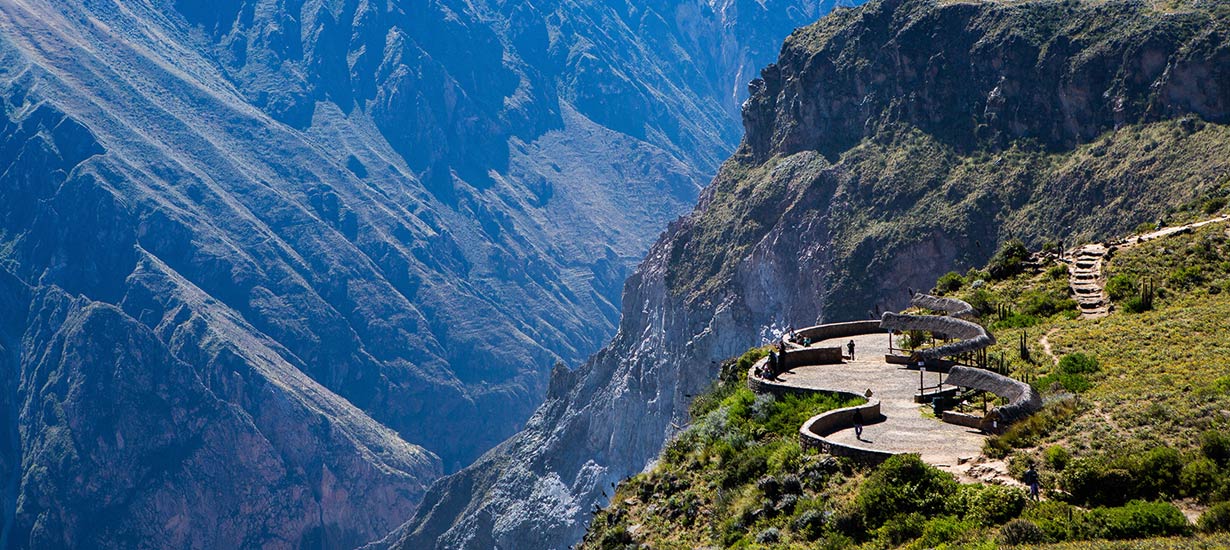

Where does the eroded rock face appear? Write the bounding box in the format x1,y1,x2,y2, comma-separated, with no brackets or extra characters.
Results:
392,2,1230,548
0,0,852,546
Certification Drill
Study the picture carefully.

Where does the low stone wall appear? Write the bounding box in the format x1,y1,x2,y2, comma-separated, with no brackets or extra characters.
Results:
798,402,896,466
793,320,883,344
782,347,843,368
749,358,900,465
942,411,987,431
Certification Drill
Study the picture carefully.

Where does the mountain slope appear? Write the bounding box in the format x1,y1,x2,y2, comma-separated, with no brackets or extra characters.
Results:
393,1,1230,548
0,0,854,546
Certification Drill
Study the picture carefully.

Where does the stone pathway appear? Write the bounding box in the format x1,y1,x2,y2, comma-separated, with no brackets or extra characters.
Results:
1065,215,1230,319
773,333,1010,483
1068,243,1110,318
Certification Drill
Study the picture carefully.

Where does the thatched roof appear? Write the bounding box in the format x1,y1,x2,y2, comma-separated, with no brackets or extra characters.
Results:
879,312,996,358
945,366,1042,423
910,293,977,319
879,293,994,359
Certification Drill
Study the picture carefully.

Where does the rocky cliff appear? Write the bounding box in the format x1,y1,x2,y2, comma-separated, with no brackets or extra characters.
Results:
391,1,1230,548
0,0,851,546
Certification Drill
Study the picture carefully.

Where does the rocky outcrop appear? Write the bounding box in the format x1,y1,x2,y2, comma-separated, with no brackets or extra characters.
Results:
395,2,1230,549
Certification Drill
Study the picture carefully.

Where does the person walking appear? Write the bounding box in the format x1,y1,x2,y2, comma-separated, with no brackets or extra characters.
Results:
852,408,864,440
847,339,856,361
1023,463,1040,501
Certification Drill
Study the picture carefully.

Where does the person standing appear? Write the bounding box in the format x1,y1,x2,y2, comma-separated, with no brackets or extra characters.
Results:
1023,463,1040,501
847,339,856,361
852,408,864,440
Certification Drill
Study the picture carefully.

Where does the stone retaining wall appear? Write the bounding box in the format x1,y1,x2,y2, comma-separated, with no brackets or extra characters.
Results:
793,320,882,343
942,411,988,431
782,347,843,367
799,402,897,466
749,355,900,465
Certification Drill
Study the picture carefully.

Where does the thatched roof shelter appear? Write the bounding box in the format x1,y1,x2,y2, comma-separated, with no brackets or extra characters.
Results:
945,366,1042,423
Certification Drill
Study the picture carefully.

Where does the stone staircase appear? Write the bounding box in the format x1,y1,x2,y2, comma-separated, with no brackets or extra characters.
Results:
1068,243,1109,318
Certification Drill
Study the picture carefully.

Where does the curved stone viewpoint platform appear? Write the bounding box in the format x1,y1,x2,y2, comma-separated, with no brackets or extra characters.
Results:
750,331,988,470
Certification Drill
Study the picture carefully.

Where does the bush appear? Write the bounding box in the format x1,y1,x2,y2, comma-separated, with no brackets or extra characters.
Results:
1057,353,1100,375
857,454,958,528
915,515,975,547
1181,458,1222,501
876,512,926,546
1037,353,1100,393
1019,289,1078,318
956,484,1028,526
998,518,1048,545
1106,274,1137,302
1023,500,1080,542
1062,457,1136,506
936,271,965,293
754,527,781,544
1136,447,1183,500
1044,445,1071,471
1122,295,1153,313
1169,265,1206,289
1083,500,1191,540
1201,429,1230,465
792,508,828,541
1046,263,1069,280
1204,196,1228,215
1199,501,1230,533
989,240,1031,280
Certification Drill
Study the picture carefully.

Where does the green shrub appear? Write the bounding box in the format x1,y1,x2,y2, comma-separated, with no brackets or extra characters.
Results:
936,271,965,293
914,515,975,547
989,240,1031,280
998,518,1048,545
792,508,828,541
857,454,958,528
1204,196,1228,215
956,484,1028,526
1037,353,1100,393
1019,289,1078,318
1044,445,1071,471
1122,295,1153,313
1201,429,1230,465
1181,458,1222,500
876,512,926,546
721,449,768,488
964,288,993,315
1106,274,1137,301
1199,502,1230,533
1083,500,1191,540
900,330,930,350
993,313,1040,329
1057,353,1100,375
1136,447,1183,500
1062,457,1136,507
1023,500,1080,542
1169,265,1206,289
1046,263,1069,280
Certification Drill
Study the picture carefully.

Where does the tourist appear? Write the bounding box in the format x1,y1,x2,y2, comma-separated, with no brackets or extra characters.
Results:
852,408,864,440
1023,463,1040,501
847,339,856,360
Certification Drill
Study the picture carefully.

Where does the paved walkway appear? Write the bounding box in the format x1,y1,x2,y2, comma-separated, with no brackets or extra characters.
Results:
773,333,989,473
